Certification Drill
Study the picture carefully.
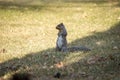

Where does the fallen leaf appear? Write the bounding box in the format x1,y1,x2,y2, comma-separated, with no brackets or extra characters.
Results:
44,54,49,58
113,46,118,50
43,66,47,69
87,56,97,64
96,41,101,45
108,54,115,60
79,72,88,77
98,56,107,62
87,55,107,64
50,65,54,69
54,62,64,68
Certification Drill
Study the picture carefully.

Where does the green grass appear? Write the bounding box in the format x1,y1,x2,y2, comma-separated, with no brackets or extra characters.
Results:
0,0,120,80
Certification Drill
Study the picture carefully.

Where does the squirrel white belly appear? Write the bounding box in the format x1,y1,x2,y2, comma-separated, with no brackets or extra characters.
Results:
57,35,63,49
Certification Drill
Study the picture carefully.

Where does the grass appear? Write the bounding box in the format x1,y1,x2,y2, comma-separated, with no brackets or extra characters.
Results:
0,0,120,80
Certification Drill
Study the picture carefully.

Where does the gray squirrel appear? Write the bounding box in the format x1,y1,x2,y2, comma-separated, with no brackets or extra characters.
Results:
56,23,91,52
56,23,68,52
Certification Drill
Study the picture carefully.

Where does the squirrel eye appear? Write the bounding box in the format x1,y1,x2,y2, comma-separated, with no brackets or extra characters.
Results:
58,25,61,27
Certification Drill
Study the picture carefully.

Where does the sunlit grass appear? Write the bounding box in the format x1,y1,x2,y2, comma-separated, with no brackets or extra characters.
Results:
0,0,120,80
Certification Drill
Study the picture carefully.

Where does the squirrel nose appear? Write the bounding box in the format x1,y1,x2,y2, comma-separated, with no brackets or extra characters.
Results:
56,26,59,29
56,26,57,29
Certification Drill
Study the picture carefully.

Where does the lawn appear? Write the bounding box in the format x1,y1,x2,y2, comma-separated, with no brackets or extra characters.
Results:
0,0,120,80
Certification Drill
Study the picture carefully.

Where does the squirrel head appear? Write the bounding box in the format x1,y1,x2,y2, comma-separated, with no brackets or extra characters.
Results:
56,23,65,30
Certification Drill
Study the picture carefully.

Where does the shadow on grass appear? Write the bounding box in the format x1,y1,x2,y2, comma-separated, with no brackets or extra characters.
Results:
0,22,120,79
0,0,120,11
116,1,120,7
0,0,45,11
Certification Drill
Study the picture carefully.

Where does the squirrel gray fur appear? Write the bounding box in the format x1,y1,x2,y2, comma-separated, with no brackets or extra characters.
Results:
56,23,91,52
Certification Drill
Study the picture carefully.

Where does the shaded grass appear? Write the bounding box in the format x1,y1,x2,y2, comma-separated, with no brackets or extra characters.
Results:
0,0,120,80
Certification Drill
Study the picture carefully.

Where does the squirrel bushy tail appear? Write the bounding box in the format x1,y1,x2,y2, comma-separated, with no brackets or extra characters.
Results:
68,46,91,52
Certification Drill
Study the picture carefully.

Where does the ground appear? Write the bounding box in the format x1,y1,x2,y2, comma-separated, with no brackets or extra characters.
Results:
0,0,120,80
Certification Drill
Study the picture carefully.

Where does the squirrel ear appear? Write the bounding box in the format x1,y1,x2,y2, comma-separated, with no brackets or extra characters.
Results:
60,23,63,25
